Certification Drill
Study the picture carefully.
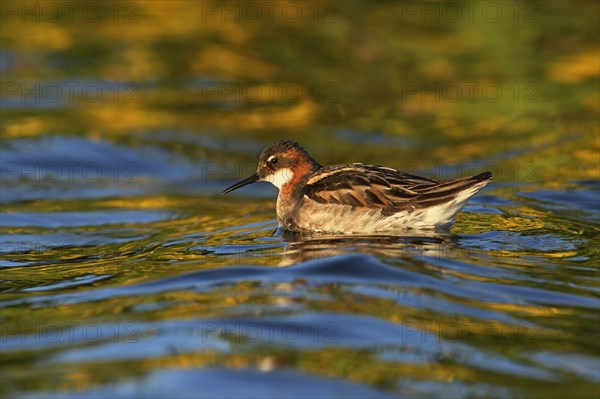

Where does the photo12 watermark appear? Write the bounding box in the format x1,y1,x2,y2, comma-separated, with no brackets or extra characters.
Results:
396,161,539,183
0,1,541,26
397,1,540,24
1,81,139,105
400,81,540,104
0,242,126,262
1,161,140,183
198,81,339,104
397,321,538,344
1,321,140,345
199,321,339,344
1,1,140,23
199,162,256,184
198,161,539,185
199,1,340,23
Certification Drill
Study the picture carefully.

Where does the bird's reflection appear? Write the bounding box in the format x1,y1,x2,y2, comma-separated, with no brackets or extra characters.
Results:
278,228,460,265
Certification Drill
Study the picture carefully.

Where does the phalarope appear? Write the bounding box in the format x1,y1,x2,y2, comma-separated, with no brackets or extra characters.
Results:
223,140,492,234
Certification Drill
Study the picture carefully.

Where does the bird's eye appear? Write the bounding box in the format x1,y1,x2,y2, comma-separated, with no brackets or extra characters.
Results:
270,157,278,165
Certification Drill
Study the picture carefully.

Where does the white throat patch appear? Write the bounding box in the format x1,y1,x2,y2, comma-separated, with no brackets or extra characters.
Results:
264,168,294,189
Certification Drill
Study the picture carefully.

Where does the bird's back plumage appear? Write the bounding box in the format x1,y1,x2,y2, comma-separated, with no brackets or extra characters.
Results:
303,164,490,212
285,164,492,233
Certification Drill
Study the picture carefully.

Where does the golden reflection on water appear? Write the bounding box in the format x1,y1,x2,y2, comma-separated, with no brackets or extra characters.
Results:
1,1,598,183
2,1,599,398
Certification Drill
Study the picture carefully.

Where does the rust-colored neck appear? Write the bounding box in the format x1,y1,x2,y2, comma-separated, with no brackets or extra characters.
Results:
280,151,319,197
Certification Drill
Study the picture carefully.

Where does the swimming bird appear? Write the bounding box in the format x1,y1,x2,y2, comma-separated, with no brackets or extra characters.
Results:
223,140,492,234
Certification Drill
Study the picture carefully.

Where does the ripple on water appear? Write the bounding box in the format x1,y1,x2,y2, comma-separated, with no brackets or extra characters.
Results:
0,136,197,202
0,210,172,228
22,274,114,292
517,183,600,221
459,231,581,252
21,369,396,399
1,150,598,399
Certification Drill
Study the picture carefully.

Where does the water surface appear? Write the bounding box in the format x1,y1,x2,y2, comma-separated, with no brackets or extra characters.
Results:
1,1,599,398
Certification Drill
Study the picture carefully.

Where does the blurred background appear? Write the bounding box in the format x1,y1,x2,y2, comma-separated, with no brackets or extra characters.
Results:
2,0,598,184
1,1,599,398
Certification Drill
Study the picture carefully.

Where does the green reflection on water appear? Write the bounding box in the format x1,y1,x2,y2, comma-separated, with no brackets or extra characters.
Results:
1,1,599,398
1,1,598,181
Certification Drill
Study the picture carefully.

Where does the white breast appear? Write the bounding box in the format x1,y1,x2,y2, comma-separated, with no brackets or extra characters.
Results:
264,168,294,189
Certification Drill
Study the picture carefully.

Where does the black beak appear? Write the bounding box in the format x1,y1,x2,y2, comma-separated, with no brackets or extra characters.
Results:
222,173,259,194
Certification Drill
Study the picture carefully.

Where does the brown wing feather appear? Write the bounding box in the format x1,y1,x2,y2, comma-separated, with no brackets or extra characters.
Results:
303,164,491,211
